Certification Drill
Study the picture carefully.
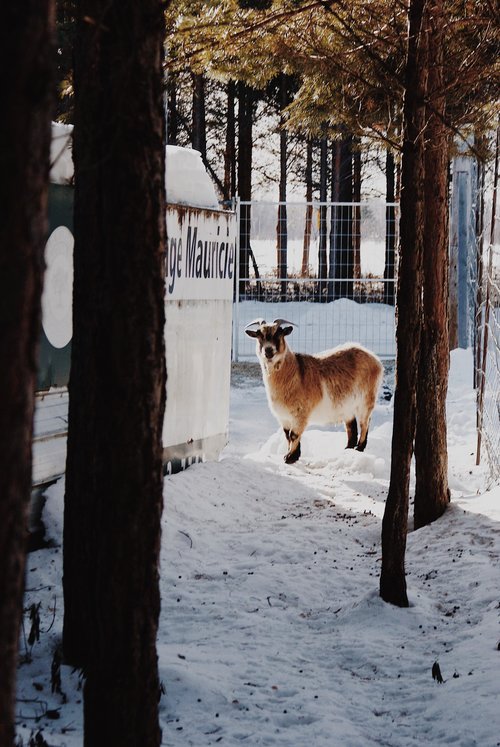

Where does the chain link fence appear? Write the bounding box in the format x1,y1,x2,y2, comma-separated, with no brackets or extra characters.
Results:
233,200,398,360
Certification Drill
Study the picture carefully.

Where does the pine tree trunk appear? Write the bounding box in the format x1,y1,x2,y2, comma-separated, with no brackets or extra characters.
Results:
474,153,486,390
224,80,236,202
167,73,179,145
237,81,255,294
277,74,288,301
318,135,328,300
353,141,361,281
0,4,54,744
327,140,340,302
333,134,353,299
192,72,207,162
301,138,313,277
414,0,451,529
63,2,166,744
380,0,428,607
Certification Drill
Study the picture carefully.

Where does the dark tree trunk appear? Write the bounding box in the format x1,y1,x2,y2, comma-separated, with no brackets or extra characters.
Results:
384,150,396,305
0,3,54,744
224,80,236,202
414,0,451,529
327,140,340,302
277,74,288,301
63,2,166,744
317,135,328,300
301,138,313,277
380,0,428,608
237,81,255,295
353,140,362,281
192,72,207,162
167,73,179,145
474,152,486,390
333,134,353,299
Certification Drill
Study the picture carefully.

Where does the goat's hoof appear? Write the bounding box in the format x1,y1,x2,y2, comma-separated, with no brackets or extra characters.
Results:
355,442,367,452
284,450,300,464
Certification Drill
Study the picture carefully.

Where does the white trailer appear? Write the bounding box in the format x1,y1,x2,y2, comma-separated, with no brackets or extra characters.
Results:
33,127,235,490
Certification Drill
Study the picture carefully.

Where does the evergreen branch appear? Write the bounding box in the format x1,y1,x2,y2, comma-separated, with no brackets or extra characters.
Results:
176,0,332,62
359,122,402,152
316,0,406,87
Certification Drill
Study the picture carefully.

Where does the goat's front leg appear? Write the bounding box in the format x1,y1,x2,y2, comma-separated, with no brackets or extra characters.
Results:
283,428,302,464
345,418,358,449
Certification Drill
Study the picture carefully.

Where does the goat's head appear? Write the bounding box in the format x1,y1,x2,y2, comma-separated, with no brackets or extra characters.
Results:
245,318,296,365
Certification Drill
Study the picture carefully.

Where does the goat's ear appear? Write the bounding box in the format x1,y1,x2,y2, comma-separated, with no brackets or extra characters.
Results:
280,326,294,337
245,329,260,339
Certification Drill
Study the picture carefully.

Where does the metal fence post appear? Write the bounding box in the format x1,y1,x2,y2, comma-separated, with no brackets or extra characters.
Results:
457,171,470,348
232,196,241,362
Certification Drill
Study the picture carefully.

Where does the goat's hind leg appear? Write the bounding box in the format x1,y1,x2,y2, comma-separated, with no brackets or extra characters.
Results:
345,419,358,449
356,417,371,452
357,395,377,451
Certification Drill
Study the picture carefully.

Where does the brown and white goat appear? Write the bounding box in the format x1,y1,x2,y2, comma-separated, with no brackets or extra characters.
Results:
245,319,383,464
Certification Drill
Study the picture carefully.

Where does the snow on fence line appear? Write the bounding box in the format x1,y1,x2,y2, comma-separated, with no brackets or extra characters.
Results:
234,298,396,360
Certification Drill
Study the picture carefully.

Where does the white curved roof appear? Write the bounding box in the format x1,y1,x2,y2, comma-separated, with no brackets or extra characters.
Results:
50,123,220,210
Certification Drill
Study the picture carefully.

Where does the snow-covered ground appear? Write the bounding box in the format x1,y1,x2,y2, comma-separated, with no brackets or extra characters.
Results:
17,348,500,746
250,238,386,277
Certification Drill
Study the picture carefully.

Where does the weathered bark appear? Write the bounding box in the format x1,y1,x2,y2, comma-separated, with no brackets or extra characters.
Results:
380,0,428,607
0,3,54,744
414,0,451,529
384,150,396,306
63,2,166,744
301,138,313,277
